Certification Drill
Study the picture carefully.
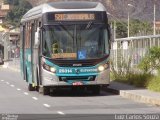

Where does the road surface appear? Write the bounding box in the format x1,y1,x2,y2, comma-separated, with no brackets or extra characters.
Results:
0,67,160,119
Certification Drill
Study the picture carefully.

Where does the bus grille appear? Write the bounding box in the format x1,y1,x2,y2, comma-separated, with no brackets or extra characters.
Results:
59,76,96,81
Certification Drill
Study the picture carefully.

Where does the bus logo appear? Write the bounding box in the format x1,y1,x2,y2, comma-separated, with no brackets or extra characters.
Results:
75,69,80,74
73,64,82,66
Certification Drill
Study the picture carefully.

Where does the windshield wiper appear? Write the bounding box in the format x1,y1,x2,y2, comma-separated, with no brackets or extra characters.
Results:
59,22,74,40
85,21,93,29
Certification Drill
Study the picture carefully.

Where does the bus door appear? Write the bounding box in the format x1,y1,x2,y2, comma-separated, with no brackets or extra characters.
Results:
31,23,39,86
20,25,26,80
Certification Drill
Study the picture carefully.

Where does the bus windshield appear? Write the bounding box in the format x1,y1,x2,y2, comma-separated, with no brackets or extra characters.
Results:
43,24,109,60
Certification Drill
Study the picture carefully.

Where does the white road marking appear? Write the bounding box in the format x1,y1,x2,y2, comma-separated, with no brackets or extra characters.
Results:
57,111,65,115
24,92,29,95
1,80,4,82
17,88,21,91
32,97,38,100
6,82,9,85
10,85,15,87
43,104,50,108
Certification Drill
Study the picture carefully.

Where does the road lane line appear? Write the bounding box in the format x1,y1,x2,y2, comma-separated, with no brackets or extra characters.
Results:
32,97,38,100
17,88,21,91
43,104,50,108
6,82,10,85
10,85,15,87
24,92,29,95
57,111,65,115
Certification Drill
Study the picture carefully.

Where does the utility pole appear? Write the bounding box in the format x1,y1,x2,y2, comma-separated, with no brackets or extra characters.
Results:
153,0,156,35
127,4,134,38
128,7,130,37
113,20,116,40
153,0,156,46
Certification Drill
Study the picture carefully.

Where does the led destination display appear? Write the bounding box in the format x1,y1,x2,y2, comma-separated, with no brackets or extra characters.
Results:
55,13,95,21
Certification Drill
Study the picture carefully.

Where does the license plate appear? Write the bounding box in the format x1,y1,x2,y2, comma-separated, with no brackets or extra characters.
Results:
72,82,83,86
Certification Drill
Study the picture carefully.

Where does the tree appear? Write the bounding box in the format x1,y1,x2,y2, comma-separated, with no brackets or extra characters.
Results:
4,0,19,5
5,0,32,27
138,47,160,73
116,21,127,38
112,19,153,38
130,19,152,36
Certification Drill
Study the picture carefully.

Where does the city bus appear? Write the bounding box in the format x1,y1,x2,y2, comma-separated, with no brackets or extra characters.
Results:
20,1,111,95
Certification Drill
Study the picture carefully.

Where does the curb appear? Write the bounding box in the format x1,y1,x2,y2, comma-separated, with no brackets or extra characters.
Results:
2,64,20,72
103,87,160,107
7,67,20,72
119,90,160,106
102,87,119,95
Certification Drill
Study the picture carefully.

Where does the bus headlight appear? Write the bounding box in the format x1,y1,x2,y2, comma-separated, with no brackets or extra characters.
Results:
50,67,56,73
43,63,56,73
98,66,105,72
98,62,109,72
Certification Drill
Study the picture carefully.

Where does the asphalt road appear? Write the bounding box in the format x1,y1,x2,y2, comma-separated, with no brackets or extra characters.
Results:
0,67,160,119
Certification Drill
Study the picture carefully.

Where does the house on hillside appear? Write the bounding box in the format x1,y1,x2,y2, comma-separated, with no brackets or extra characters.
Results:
0,2,11,24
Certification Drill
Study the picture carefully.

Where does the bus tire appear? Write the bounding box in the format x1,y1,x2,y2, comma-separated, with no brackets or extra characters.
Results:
91,85,100,95
35,86,39,92
28,84,35,91
35,68,40,92
39,86,50,95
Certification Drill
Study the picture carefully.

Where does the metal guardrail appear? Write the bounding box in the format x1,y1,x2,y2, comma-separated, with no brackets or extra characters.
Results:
111,35,160,70
115,35,160,41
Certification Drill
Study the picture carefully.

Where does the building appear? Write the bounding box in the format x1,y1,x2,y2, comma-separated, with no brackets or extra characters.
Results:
154,21,160,34
9,31,20,47
9,28,20,58
0,2,11,24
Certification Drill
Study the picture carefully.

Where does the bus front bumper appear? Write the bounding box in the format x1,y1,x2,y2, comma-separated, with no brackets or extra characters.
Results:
41,68,110,87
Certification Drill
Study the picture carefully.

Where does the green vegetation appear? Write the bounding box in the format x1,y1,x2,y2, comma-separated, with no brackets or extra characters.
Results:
110,19,153,38
130,19,152,36
138,47,160,73
115,21,127,38
110,55,153,88
4,0,32,27
112,73,153,87
147,75,160,92
4,0,19,5
111,46,160,92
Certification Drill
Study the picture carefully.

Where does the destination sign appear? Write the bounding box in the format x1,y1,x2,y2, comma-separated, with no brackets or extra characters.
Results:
55,13,95,21
52,53,77,59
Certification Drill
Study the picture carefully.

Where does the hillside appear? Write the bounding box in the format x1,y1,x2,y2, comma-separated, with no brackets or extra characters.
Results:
27,0,160,22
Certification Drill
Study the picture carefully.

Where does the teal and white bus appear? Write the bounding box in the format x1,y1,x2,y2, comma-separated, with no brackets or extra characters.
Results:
20,1,111,95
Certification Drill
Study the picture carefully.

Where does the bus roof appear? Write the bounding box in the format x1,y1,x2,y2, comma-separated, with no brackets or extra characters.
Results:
21,1,106,23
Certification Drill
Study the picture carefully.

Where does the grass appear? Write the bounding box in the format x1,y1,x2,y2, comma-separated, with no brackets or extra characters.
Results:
111,71,160,92
147,75,160,92
113,73,153,87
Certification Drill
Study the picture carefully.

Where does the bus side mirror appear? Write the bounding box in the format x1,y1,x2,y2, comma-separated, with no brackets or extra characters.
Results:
107,24,112,42
35,28,40,47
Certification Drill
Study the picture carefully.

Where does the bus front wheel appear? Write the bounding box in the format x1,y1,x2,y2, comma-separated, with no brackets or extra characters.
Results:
39,86,50,95
28,84,35,91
